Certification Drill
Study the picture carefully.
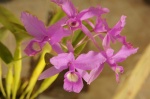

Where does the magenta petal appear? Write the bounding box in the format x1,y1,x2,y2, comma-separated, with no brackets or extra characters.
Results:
67,41,74,53
94,17,110,33
109,15,126,36
21,12,47,40
50,42,64,54
77,6,109,21
38,67,62,80
81,25,99,48
111,66,124,82
50,52,75,69
87,64,104,84
51,0,77,17
48,17,72,44
64,71,83,93
24,40,44,56
75,51,106,70
113,45,138,62
102,34,111,50
76,69,89,82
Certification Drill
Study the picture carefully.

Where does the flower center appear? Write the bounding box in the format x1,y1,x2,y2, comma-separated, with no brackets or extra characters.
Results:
66,72,78,82
32,42,41,51
70,21,79,27
67,18,81,29
115,67,121,74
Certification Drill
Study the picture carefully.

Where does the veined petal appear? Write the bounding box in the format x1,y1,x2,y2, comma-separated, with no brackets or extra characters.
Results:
112,45,138,62
64,71,83,93
38,66,62,80
50,52,75,69
77,6,109,21
74,51,106,70
51,0,77,17
24,40,44,56
87,64,104,84
21,12,47,40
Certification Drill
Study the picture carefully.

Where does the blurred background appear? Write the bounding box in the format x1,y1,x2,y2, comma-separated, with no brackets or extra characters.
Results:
0,0,150,99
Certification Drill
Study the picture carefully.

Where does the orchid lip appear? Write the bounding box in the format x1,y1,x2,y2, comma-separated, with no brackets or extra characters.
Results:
66,72,79,82
66,18,81,30
32,42,41,52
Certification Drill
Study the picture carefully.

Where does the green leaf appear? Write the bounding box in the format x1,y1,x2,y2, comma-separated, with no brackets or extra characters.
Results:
0,42,13,64
0,27,8,41
49,8,65,25
74,42,87,55
0,5,20,24
72,30,86,46
0,5,31,42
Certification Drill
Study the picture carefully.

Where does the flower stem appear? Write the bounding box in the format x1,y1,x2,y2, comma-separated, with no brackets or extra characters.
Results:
0,59,6,97
12,42,22,99
30,74,59,99
6,63,13,99
20,43,51,99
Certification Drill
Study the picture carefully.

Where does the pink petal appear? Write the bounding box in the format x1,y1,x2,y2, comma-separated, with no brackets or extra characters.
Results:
48,17,72,44
113,45,138,62
109,15,126,36
64,71,83,93
51,0,77,17
87,64,104,84
74,51,106,70
81,25,100,49
76,69,89,82
21,12,47,40
49,42,64,54
38,66,62,80
102,34,111,50
94,17,110,33
66,41,74,53
111,66,124,82
50,52,75,69
77,6,109,21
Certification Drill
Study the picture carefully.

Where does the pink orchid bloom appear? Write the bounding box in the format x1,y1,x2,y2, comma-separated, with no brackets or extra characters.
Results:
39,51,106,93
51,0,109,47
93,15,131,49
87,45,138,84
21,12,71,56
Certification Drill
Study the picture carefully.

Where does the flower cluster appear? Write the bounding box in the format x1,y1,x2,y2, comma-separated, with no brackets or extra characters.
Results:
21,0,138,93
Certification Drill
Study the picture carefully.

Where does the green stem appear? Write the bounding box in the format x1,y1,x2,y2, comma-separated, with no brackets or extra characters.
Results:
6,64,13,99
12,42,22,99
20,43,51,99
0,59,6,97
30,74,59,99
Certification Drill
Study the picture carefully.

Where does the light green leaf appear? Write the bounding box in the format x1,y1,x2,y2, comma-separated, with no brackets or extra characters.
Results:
74,42,87,55
0,5,31,42
0,27,8,41
49,8,65,25
0,5,20,24
0,42,13,64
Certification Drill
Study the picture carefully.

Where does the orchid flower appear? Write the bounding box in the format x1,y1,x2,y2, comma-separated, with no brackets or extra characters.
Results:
21,12,71,56
87,45,138,84
39,51,106,93
93,15,131,49
51,0,109,48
